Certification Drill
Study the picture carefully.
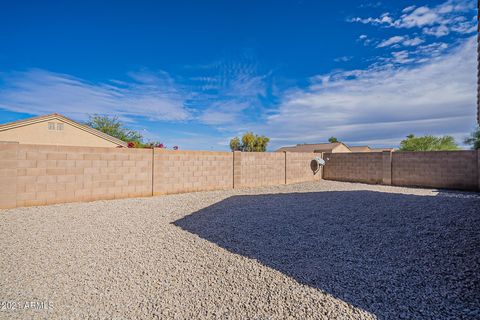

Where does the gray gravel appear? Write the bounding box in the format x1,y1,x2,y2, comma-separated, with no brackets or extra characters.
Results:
0,180,479,319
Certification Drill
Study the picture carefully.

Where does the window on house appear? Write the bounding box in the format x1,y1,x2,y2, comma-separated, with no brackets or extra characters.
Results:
57,123,64,130
48,122,55,130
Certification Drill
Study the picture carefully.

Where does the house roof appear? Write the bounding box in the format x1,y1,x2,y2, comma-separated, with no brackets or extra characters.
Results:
276,142,351,153
349,146,372,152
0,113,128,147
370,148,396,152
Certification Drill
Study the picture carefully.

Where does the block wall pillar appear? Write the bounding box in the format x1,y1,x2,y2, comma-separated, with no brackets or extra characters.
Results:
477,149,480,191
382,151,392,185
233,151,242,189
319,152,324,179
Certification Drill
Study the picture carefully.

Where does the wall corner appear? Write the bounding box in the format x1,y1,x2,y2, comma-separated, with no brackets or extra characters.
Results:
150,148,155,196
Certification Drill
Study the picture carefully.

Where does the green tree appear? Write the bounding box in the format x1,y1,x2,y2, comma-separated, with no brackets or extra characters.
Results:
328,136,339,143
229,137,241,151
229,132,270,152
399,134,460,151
464,126,480,150
241,132,256,152
86,115,170,149
86,115,143,144
254,135,270,152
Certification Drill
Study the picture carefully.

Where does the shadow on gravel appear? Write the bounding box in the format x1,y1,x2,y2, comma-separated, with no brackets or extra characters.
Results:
173,191,480,319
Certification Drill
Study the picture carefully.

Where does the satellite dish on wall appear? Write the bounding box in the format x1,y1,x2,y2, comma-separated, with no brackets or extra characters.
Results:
310,156,325,174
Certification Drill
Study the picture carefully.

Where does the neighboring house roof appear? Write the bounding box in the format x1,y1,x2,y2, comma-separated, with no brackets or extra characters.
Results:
0,113,128,147
276,142,351,153
371,148,396,152
349,146,372,152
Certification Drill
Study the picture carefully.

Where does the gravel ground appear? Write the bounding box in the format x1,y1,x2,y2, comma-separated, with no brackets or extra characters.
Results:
0,180,479,320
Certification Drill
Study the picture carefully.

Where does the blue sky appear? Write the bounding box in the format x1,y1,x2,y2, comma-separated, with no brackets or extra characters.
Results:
0,0,477,150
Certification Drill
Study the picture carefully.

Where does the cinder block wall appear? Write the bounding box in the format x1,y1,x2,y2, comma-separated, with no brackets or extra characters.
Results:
323,152,383,184
1,143,322,209
234,152,286,188
0,143,18,209
0,143,152,209
2,141,479,209
285,152,322,184
392,151,478,190
322,150,480,191
153,149,233,194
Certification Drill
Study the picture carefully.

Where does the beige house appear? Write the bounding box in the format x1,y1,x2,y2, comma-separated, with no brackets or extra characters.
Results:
349,146,372,152
349,146,395,152
371,147,395,152
276,142,352,153
277,143,395,153
0,113,128,148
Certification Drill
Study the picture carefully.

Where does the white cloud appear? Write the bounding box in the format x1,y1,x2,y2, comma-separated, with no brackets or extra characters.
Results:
334,56,353,62
262,36,476,149
398,6,440,28
350,13,394,26
192,57,269,126
402,5,417,13
377,36,405,47
402,37,425,46
423,24,451,36
0,60,270,128
390,50,413,64
357,34,373,46
359,2,382,9
374,41,449,66
0,69,190,122
376,36,424,48
350,0,476,37
415,42,449,56
198,101,250,125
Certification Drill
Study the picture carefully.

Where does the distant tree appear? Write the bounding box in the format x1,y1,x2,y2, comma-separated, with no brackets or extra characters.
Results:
86,115,143,144
399,134,460,151
464,126,480,150
229,137,241,151
328,136,339,143
254,135,270,152
229,132,270,152
241,132,256,152
86,115,172,149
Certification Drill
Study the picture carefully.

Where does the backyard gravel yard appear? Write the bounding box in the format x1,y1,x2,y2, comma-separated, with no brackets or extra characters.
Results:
0,180,479,319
